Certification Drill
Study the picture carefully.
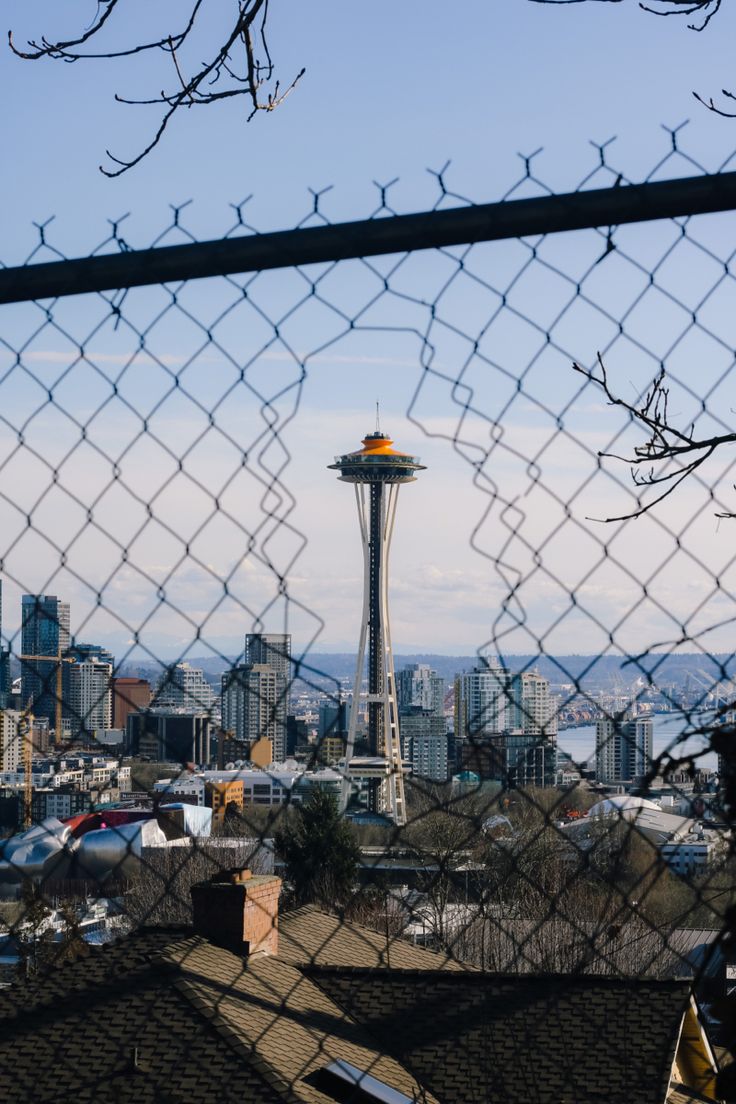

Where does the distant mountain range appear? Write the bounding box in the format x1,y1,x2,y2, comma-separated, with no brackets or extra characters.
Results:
118,651,736,692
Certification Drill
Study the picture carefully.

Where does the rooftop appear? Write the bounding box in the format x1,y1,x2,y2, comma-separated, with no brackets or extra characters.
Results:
0,899,721,1104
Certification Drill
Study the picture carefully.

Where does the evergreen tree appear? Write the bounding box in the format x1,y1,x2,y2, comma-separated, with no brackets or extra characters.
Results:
275,790,360,911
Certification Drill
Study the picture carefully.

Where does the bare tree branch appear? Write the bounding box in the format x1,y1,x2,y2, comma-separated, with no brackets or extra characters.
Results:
573,353,736,521
531,0,721,29
8,1,304,177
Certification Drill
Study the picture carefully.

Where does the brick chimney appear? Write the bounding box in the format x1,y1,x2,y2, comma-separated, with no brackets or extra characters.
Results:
190,869,282,956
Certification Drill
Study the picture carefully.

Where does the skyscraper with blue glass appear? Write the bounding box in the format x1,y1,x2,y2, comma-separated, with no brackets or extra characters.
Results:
20,594,70,725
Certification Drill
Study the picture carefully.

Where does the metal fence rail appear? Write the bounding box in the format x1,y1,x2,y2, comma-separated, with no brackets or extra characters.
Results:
2,170,736,303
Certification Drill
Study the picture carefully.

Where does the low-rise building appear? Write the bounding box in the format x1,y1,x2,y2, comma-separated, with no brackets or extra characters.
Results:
661,831,723,876
153,774,206,806
31,785,118,823
205,778,245,824
200,766,342,807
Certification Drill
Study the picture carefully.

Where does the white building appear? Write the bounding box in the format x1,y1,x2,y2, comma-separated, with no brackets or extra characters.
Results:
512,671,557,737
0,768,54,787
455,665,513,739
661,833,720,876
84,758,131,791
200,766,342,807
455,666,556,741
595,714,653,784
69,660,113,736
0,710,22,772
153,662,215,714
153,774,207,806
397,664,444,715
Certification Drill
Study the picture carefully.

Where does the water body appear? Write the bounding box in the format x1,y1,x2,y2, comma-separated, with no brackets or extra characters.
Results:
557,712,718,772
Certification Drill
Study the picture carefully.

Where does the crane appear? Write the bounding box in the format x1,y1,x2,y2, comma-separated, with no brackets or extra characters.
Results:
18,651,75,744
15,651,75,829
20,700,34,829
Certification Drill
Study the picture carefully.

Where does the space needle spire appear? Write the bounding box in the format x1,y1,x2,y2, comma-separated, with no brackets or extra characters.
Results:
329,422,425,825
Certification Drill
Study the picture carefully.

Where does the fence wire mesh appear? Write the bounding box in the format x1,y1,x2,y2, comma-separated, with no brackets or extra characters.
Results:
0,128,735,1102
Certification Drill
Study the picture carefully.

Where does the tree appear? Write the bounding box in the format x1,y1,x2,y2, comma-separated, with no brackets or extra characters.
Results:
402,782,487,951
124,835,272,927
274,790,360,912
14,880,50,977
532,0,721,33
573,353,736,522
8,2,304,176
534,0,736,118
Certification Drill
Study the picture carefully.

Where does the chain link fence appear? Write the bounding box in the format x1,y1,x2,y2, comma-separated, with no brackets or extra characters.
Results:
0,126,735,1100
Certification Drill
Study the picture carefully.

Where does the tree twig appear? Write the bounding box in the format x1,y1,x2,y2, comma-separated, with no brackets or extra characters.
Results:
573,353,736,521
8,1,304,176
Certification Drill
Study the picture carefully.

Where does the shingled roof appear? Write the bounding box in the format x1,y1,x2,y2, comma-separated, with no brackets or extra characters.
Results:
303,966,696,1104
278,904,468,971
0,908,720,1104
0,928,282,1104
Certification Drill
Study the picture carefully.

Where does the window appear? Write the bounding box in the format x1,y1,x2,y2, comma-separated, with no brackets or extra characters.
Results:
305,1060,417,1104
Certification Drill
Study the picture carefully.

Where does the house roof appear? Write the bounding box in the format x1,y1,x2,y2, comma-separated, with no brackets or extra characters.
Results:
0,924,440,1104
0,928,283,1104
303,966,694,1104
0,912,714,1104
278,904,468,971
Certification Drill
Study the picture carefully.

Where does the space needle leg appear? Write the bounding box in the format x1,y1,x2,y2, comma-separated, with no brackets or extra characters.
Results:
341,483,370,814
379,483,407,826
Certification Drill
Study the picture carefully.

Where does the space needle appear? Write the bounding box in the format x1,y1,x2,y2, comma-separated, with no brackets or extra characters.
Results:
328,413,425,825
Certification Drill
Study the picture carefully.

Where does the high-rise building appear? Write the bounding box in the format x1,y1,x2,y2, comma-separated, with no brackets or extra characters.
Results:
596,713,653,785
511,671,558,738
221,663,288,762
329,425,425,824
0,580,9,709
318,700,348,738
455,664,556,788
68,658,113,737
455,664,513,741
20,594,70,724
397,663,444,716
245,633,292,683
153,662,215,714
0,709,22,772
112,677,152,729
398,710,448,782
62,642,115,725
411,730,449,782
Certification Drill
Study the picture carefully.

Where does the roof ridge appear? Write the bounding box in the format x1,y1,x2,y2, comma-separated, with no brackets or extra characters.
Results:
302,965,694,988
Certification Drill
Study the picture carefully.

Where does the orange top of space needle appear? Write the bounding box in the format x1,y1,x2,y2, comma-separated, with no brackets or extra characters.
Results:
350,430,405,457
328,430,426,483
328,405,426,483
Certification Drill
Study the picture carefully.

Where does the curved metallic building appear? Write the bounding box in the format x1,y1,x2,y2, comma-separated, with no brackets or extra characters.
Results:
0,804,212,896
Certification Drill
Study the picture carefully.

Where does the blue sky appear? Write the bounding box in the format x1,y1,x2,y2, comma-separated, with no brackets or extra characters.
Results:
2,1,736,665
